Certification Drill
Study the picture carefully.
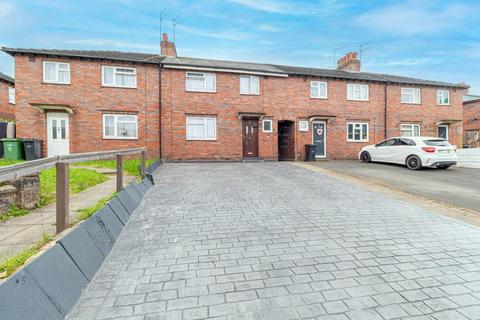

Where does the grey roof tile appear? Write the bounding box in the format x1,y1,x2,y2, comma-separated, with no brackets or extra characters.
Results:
0,72,14,84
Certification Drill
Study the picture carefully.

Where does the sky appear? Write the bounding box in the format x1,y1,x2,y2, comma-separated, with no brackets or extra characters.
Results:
1,0,480,92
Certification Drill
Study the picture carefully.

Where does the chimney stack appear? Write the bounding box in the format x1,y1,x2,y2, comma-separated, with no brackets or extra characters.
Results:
161,33,177,57
336,52,360,72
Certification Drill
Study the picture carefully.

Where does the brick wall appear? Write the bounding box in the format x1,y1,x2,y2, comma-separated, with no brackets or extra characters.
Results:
14,55,160,158
0,80,15,120
161,69,464,160
464,100,480,131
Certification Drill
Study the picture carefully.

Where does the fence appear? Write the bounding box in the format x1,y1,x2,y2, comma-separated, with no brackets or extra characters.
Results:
0,148,146,233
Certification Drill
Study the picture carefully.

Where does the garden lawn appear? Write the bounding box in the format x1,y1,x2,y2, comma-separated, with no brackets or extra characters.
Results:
75,159,155,177
0,159,25,167
39,167,108,207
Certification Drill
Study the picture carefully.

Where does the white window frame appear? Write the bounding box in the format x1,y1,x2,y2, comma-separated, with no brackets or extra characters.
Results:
102,66,137,88
43,61,71,84
438,124,449,140
299,120,309,132
186,116,217,141
347,122,369,142
185,72,216,93
240,75,260,95
8,87,15,104
102,114,138,140
347,83,369,101
262,119,273,133
437,90,450,105
401,88,421,104
310,81,328,99
400,124,421,137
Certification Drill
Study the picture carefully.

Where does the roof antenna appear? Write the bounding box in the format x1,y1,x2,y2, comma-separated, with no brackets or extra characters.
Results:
159,9,166,53
173,13,181,43
359,42,371,61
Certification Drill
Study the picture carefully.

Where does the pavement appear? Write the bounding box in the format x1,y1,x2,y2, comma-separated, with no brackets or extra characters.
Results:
309,160,480,213
69,162,480,320
0,171,134,262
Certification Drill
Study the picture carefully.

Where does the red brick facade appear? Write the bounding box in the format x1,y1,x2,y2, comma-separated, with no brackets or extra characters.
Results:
13,55,159,157
463,99,480,147
6,46,466,161
0,78,15,121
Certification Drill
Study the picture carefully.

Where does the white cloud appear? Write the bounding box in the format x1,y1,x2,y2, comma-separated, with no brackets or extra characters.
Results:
64,39,158,51
177,25,251,41
355,2,474,35
227,0,344,15
257,23,283,32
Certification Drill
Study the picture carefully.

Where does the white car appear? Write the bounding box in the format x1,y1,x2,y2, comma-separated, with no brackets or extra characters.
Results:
359,137,457,170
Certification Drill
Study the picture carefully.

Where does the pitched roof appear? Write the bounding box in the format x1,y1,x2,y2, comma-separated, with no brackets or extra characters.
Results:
1,47,468,88
0,72,14,84
464,94,480,103
1,47,162,64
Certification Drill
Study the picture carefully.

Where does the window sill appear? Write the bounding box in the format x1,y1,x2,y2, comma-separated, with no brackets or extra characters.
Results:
43,81,71,85
185,90,217,94
240,93,260,96
347,99,369,102
401,102,421,105
310,96,328,100
101,85,137,89
186,139,217,141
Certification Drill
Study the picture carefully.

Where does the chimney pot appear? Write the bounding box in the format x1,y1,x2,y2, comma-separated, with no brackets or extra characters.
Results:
162,33,168,42
160,33,177,57
336,51,360,72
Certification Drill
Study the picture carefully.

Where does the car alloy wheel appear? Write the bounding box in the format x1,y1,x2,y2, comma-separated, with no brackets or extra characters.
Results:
406,155,422,170
361,152,371,163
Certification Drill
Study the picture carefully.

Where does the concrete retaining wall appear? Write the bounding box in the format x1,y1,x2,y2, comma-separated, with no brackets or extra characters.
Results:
0,161,158,320
457,148,480,168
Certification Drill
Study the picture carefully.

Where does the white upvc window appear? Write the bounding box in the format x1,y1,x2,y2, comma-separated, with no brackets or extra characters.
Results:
437,90,450,105
240,75,260,95
310,81,327,99
43,61,70,84
347,122,369,142
262,119,273,133
186,72,216,93
401,88,421,104
299,120,309,132
347,83,369,101
103,114,138,139
401,124,421,137
8,87,15,104
102,66,137,88
186,116,217,140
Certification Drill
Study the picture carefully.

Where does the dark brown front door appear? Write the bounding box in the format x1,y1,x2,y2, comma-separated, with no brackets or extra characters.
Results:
242,119,259,157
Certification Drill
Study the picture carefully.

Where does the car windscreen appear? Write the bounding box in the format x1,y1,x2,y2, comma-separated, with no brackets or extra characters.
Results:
424,139,451,146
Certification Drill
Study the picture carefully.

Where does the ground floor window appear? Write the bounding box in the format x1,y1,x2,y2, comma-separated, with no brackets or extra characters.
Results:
262,119,273,133
401,124,421,137
186,116,216,140
347,122,369,142
103,114,138,139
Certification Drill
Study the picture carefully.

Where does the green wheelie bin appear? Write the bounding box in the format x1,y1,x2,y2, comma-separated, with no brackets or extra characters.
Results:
2,138,25,160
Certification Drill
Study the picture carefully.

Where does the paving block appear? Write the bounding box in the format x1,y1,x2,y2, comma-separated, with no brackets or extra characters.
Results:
108,197,130,225
0,269,62,320
25,244,88,317
117,189,138,214
58,224,105,281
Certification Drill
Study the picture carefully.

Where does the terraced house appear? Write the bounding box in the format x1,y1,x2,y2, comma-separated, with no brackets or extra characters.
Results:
0,72,15,121
2,34,468,160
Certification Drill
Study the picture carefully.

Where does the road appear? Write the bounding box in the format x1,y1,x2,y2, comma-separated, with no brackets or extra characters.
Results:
312,160,480,212
68,162,480,320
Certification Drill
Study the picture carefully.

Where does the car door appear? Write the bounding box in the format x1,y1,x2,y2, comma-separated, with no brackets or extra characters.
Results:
371,138,396,162
391,138,416,164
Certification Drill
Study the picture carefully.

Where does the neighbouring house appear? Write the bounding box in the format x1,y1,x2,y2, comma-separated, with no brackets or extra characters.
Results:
0,72,15,121
1,34,468,160
463,94,480,147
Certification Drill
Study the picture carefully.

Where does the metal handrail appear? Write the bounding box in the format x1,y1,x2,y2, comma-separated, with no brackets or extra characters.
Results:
0,147,146,182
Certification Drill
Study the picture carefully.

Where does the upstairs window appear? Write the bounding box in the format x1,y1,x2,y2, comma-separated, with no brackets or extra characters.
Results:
347,84,369,101
401,124,421,137
186,117,216,140
8,87,15,104
240,75,260,95
437,90,450,105
401,88,421,104
186,72,216,92
102,66,137,88
347,122,369,142
310,81,327,99
43,61,70,84
103,114,138,139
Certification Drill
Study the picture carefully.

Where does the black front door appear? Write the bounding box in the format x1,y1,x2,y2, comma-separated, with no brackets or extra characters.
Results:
312,122,326,158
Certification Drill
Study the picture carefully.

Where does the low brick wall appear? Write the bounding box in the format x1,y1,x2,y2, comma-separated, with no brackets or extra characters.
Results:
0,174,41,216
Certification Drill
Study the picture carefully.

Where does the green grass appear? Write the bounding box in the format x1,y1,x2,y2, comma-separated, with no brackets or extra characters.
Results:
0,159,25,167
0,205,29,222
75,159,155,177
75,193,116,221
39,167,108,207
0,233,52,278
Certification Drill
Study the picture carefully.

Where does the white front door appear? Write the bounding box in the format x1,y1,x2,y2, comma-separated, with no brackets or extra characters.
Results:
47,113,70,156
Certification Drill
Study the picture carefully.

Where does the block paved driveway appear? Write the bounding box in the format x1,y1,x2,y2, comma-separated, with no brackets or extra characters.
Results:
68,163,480,320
